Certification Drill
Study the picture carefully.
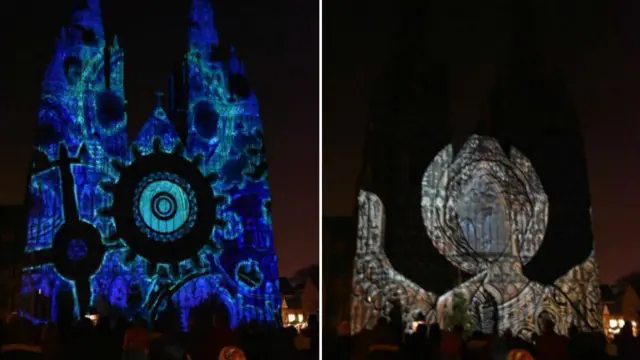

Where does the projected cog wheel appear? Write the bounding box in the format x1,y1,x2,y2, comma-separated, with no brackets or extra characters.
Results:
100,138,222,277
25,143,118,317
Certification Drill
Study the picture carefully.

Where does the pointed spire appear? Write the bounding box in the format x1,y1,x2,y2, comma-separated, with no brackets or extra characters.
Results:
69,0,104,42
167,61,189,144
154,91,168,119
229,46,245,74
155,91,164,108
189,0,219,50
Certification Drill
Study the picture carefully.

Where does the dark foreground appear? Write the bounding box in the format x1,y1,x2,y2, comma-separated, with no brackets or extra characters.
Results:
324,318,639,360
0,304,319,360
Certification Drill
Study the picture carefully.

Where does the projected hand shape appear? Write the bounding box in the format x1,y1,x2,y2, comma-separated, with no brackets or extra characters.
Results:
352,134,603,339
351,191,437,334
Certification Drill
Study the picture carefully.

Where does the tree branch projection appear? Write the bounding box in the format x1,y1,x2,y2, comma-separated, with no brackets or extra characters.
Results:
352,135,602,339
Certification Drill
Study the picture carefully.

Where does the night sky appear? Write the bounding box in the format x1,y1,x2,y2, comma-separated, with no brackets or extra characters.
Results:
324,0,640,284
0,0,319,276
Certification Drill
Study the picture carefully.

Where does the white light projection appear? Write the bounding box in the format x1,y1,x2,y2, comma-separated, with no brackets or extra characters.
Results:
351,191,437,335
351,135,602,339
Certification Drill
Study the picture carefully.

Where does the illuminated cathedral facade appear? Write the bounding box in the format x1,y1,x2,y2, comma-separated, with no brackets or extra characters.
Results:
20,0,280,327
351,1,602,339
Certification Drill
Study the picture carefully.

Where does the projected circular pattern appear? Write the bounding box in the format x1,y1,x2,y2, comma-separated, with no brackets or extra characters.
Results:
133,172,197,242
109,141,218,266
52,221,105,282
421,135,548,274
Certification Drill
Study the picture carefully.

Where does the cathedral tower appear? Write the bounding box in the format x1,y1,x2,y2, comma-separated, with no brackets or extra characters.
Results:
352,0,601,337
351,0,455,333
21,0,280,327
487,0,601,332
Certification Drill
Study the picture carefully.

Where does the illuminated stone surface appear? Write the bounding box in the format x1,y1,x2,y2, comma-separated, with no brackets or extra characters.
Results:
21,0,279,328
352,136,602,338
351,0,601,339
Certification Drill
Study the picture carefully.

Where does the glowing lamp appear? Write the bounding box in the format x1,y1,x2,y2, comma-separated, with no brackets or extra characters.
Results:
411,321,423,332
619,319,626,328
85,313,99,326
288,314,296,323
609,319,618,328
298,314,303,323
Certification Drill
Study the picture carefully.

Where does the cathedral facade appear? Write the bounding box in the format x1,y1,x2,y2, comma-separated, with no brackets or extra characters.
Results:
351,1,601,339
21,0,280,327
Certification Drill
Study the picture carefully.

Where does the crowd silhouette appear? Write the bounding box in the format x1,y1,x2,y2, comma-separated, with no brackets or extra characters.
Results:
7,301,640,359
0,300,319,360
324,310,640,360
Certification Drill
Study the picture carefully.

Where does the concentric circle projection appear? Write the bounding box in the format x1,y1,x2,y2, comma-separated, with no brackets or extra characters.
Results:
152,193,176,220
110,148,217,265
133,173,197,242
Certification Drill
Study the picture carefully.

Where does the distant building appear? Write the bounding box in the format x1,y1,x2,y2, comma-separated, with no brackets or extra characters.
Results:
602,284,640,338
301,277,319,316
280,276,318,330
280,277,295,300
351,0,601,338
281,277,303,328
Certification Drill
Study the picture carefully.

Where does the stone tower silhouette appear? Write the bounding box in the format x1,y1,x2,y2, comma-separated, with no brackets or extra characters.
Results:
352,0,601,336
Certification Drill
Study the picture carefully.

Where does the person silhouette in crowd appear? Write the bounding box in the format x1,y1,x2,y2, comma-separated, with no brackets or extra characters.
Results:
614,321,640,360
533,320,569,360
365,317,401,360
123,315,150,360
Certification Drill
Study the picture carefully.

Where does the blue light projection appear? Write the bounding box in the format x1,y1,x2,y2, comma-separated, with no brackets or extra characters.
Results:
67,239,88,261
20,0,280,328
134,173,197,241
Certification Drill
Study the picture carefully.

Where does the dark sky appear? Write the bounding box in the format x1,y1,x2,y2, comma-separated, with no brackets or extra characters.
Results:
0,0,319,276
324,0,640,284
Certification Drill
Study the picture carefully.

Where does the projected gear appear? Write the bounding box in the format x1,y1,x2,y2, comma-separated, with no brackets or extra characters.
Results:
23,0,283,329
101,137,221,277
23,144,120,318
53,222,105,281
134,172,197,242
